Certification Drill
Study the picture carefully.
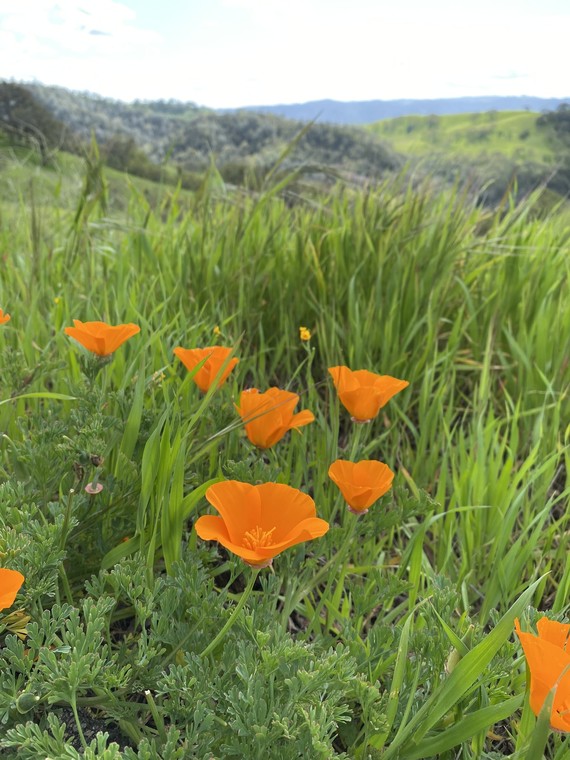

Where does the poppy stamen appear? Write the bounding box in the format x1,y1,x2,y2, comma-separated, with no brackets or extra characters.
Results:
242,526,276,550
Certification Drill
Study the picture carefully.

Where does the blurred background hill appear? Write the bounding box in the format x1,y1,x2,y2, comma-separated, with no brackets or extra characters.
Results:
2,80,570,210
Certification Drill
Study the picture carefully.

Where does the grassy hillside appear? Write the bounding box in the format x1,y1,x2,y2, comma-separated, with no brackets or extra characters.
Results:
367,110,570,207
23,83,401,180
10,83,570,209
0,159,568,756
0,138,193,213
368,110,561,163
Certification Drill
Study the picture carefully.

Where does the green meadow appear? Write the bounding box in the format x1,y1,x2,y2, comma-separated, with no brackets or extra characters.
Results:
0,145,568,759
367,111,559,163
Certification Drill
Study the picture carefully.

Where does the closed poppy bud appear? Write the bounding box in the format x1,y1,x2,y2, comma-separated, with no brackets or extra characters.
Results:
328,366,409,422
195,480,329,566
16,692,40,714
174,346,239,392
515,617,570,732
445,647,462,674
328,459,394,514
236,387,314,449
0,309,10,325
445,625,474,674
65,320,140,356
0,568,25,611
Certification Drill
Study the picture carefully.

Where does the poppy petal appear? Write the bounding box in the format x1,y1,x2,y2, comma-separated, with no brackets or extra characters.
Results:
256,483,317,538
194,515,269,563
0,568,25,610
329,366,409,421
516,618,570,730
175,347,238,392
248,517,330,558
65,320,140,356
289,410,316,429
196,481,329,564
206,481,261,541
329,459,394,510
273,517,331,549
237,388,313,449
537,617,570,650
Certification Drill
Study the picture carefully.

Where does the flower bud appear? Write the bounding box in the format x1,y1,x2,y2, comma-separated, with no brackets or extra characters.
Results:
16,692,39,714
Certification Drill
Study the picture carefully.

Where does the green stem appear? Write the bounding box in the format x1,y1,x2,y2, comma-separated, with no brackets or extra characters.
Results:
304,513,359,638
200,569,259,658
70,694,87,750
58,565,74,605
282,521,361,621
59,488,75,550
280,574,300,631
349,421,365,459
327,491,346,531
144,690,168,745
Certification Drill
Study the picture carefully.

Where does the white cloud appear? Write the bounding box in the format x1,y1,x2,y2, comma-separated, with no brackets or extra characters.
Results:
0,0,568,105
0,0,162,89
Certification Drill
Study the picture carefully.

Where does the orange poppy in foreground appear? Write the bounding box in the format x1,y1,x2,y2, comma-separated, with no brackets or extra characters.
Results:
236,387,315,449
195,480,329,566
0,568,25,611
65,320,140,356
328,366,409,422
328,459,394,514
174,346,239,392
0,309,10,325
515,617,570,732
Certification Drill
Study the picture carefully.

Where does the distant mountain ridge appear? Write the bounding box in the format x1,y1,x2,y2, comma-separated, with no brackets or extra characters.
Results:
223,96,570,125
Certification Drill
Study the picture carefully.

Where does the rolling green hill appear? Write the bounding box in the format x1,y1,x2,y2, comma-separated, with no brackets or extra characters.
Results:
4,81,570,211
367,109,570,207
0,135,193,214
22,83,401,180
367,110,562,163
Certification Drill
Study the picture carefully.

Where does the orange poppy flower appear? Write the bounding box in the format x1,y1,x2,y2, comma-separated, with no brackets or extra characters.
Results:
0,309,10,325
328,459,394,514
195,480,329,566
0,568,25,611
515,617,570,732
236,387,315,449
328,366,409,422
174,346,239,392
65,320,140,356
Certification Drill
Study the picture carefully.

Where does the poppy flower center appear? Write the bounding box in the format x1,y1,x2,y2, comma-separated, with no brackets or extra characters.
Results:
242,525,276,550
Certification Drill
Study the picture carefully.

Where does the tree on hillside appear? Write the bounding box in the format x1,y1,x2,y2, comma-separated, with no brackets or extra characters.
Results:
0,82,72,162
101,133,163,182
537,104,570,145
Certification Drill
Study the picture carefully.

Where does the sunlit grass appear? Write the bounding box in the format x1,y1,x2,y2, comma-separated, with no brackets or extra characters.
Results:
367,110,558,163
0,151,568,757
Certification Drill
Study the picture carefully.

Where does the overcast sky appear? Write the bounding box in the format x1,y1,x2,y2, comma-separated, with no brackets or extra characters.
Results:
1,0,569,107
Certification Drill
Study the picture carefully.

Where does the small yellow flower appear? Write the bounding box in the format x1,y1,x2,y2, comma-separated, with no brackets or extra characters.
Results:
54,297,61,305
213,325,221,336
299,326,311,342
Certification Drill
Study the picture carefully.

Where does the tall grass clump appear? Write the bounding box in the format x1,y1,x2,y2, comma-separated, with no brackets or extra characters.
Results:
0,152,568,758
